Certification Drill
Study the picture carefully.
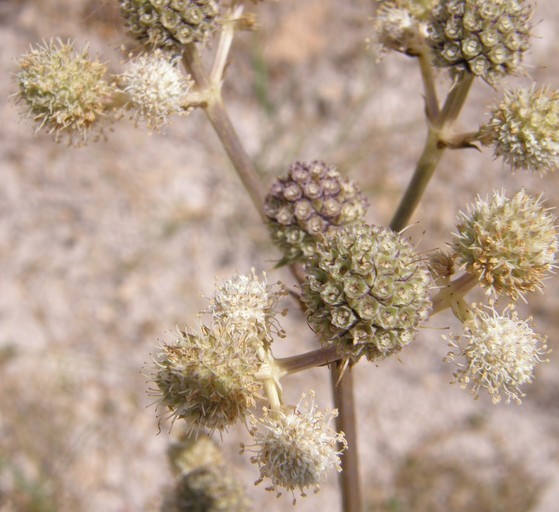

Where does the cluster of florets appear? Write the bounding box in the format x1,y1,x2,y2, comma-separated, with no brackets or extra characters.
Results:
246,392,346,498
153,323,263,433
15,40,113,144
481,87,559,175
453,190,558,300
428,0,533,85
301,222,432,363
119,0,220,52
164,436,251,512
373,0,438,54
208,269,287,343
445,304,549,404
264,161,368,265
120,50,192,130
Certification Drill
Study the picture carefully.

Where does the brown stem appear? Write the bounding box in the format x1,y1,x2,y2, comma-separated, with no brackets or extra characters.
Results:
275,345,341,375
331,363,362,512
181,44,266,220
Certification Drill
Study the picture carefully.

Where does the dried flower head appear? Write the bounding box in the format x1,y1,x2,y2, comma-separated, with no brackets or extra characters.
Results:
373,1,437,55
264,161,368,265
120,50,192,130
167,435,224,476
481,86,559,174
153,323,262,433
15,39,113,144
208,269,287,342
428,0,533,85
119,0,220,52
445,304,549,404
246,392,346,498
301,222,432,363
164,465,251,512
453,190,557,299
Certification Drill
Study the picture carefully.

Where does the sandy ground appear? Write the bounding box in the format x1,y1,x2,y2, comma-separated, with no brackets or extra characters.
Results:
1,1,559,511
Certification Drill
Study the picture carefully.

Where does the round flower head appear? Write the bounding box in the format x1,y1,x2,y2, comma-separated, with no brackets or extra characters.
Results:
208,269,287,342
481,86,559,174
246,392,346,498
264,161,368,265
164,465,251,512
167,435,225,476
453,190,557,300
153,323,262,433
120,50,192,130
15,39,113,144
445,304,549,404
373,1,438,55
428,0,533,85
301,222,432,363
119,0,220,52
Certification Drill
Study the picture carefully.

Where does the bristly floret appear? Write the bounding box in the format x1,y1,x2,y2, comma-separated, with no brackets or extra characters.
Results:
428,0,533,85
480,86,559,174
445,303,549,404
301,222,432,364
453,190,557,300
264,161,368,265
119,0,220,52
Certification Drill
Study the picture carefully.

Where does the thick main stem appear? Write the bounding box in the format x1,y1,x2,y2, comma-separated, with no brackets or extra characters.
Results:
331,363,362,512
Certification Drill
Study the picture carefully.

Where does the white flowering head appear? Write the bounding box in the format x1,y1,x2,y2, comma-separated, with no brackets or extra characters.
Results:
245,393,346,498
373,1,436,55
445,304,549,404
153,323,262,433
453,190,558,300
209,269,287,342
15,39,113,144
120,51,191,130
481,86,559,175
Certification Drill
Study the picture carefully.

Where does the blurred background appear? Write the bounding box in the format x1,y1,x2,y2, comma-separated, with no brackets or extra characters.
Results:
1,0,559,510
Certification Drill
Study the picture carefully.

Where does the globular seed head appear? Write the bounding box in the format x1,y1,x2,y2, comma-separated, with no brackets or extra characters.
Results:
428,0,533,85
453,190,557,300
15,39,113,145
119,0,220,51
301,222,432,364
264,161,368,265
481,86,559,175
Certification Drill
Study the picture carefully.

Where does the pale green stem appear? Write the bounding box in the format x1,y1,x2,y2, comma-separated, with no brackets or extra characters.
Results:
390,73,475,232
417,50,439,122
431,271,478,315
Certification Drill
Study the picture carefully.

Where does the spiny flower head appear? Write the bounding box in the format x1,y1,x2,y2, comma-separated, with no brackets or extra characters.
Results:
208,269,287,342
245,392,346,498
120,50,192,130
15,39,113,144
445,304,549,404
119,0,220,52
264,161,368,265
301,222,432,363
165,465,252,512
153,323,262,433
453,190,557,300
373,1,438,54
481,86,559,174
428,0,533,85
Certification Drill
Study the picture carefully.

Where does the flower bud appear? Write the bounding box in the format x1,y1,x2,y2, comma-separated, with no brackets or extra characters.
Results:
246,392,346,497
453,190,557,300
264,161,368,265
119,0,220,51
15,40,113,144
301,222,432,363
445,304,549,404
428,0,533,85
120,50,192,130
480,86,559,175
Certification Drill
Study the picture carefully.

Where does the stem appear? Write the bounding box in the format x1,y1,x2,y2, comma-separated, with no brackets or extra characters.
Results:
275,345,341,374
417,50,439,122
182,44,266,220
389,73,475,232
431,272,478,315
331,363,362,512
